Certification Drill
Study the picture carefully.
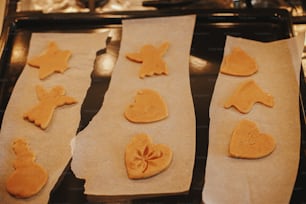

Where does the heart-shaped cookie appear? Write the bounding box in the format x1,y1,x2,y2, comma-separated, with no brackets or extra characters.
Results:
125,133,172,179
229,119,276,159
124,89,168,123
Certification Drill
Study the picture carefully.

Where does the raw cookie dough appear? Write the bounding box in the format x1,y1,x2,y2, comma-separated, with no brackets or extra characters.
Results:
220,47,258,76
126,42,169,78
125,133,173,179
124,89,168,123
28,41,72,79
23,85,77,129
224,79,274,113
229,119,276,159
6,138,48,198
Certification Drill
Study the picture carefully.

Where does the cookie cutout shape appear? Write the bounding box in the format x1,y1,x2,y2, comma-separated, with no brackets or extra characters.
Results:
23,85,77,129
125,133,173,179
220,47,258,76
124,89,168,123
28,41,72,79
224,79,274,114
6,138,48,198
229,119,276,159
126,42,169,78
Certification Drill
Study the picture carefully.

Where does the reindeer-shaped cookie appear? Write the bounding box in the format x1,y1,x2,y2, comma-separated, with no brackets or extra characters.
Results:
23,85,77,129
126,42,169,78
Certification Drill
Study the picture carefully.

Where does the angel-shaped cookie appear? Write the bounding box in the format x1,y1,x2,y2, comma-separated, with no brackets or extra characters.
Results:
28,42,72,80
23,85,77,129
126,42,169,78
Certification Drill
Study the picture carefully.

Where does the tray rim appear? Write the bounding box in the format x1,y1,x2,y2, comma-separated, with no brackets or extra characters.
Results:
0,8,305,203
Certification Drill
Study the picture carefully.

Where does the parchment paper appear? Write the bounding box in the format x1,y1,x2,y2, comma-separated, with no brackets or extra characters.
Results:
71,15,196,197
0,32,108,204
203,34,305,204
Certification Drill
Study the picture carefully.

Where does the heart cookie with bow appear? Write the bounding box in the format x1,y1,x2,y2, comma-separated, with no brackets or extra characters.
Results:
229,119,276,159
125,133,172,179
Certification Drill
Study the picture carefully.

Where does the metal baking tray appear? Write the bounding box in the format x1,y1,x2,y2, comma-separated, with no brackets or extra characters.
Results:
0,8,305,204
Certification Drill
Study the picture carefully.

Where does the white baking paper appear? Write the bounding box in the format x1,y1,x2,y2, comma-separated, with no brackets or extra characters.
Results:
203,34,305,204
71,15,196,198
0,32,108,204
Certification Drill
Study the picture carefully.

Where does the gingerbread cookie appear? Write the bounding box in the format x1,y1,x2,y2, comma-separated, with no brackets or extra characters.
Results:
220,47,258,76
124,89,168,123
28,41,72,79
229,119,276,159
125,133,173,179
224,79,274,113
6,138,48,198
23,85,77,129
126,42,169,78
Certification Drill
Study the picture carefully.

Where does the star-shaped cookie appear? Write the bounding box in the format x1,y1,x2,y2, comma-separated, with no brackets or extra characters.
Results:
28,42,72,79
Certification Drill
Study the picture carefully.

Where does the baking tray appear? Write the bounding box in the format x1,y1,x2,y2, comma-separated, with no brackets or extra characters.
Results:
0,8,305,204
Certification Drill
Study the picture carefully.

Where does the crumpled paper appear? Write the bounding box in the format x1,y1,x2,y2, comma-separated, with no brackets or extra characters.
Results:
0,32,108,204
71,15,196,199
203,34,305,204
